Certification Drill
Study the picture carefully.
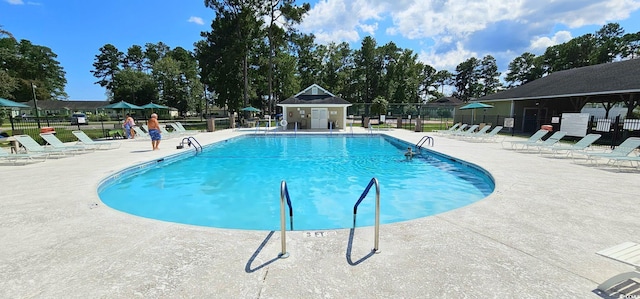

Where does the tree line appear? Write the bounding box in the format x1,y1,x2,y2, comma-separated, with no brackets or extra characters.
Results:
1,5,639,117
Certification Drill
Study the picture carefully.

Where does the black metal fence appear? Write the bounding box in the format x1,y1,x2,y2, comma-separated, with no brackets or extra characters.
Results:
6,116,232,144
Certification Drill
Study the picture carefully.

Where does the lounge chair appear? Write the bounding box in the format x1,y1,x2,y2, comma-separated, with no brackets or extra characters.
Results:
0,147,49,164
159,125,179,138
539,133,601,157
175,122,199,134
469,126,503,142
521,131,567,152
502,129,549,149
582,137,640,165
40,133,94,153
459,125,491,140
596,242,640,291
432,123,460,135
168,123,191,136
439,124,468,136
132,126,150,139
12,135,74,157
450,124,479,138
72,131,121,149
605,156,640,170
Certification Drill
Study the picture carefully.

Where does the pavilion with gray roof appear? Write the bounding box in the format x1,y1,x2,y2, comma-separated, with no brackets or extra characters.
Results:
469,58,640,132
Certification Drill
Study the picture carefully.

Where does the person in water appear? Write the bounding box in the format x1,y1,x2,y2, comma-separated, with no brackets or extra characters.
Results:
404,147,414,160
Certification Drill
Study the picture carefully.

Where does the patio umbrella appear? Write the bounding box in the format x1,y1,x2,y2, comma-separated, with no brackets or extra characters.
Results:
141,102,169,113
0,97,30,108
102,100,144,110
241,106,261,112
459,102,494,123
102,101,144,119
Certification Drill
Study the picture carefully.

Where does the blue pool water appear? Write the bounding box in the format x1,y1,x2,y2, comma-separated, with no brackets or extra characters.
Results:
99,135,494,230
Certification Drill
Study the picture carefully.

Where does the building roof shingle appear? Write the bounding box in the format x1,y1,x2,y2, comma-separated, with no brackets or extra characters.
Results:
479,58,640,102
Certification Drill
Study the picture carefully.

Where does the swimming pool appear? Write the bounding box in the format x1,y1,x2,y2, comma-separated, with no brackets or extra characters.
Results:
99,134,494,231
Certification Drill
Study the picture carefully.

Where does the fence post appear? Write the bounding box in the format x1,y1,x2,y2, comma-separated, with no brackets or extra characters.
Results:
611,116,620,149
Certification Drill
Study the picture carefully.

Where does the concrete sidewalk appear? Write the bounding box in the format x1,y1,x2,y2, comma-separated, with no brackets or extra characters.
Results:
1,128,638,298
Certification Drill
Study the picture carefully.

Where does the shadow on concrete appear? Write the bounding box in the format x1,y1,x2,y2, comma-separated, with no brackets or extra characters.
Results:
346,228,376,266
245,231,281,273
592,279,640,298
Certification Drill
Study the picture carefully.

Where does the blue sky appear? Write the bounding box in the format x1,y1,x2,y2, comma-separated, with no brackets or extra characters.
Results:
2,0,640,101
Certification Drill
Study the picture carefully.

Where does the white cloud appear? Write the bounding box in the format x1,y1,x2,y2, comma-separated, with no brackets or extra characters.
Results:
187,16,204,25
529,31,572,53
418,42,476,72
6,0,24,4
299,0,389,44
299,0,640,81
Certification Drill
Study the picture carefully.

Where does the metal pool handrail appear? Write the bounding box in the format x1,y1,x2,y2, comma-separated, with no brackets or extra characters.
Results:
352,177,380,253
279,180,294,258
178,137,202,152
416,135,434,149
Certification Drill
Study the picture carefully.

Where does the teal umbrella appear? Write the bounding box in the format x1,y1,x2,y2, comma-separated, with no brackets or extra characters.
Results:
0,97,30,108
141,102,169,110
459,102,494,123
459,102,494,110
102,101,144,110
241,106,261,112
102,101,144,119
141,102,169,114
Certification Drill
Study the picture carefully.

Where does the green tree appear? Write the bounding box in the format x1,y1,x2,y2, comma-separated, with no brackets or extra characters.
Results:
4,39,67,101
91,44,123,92
144,42,170,70
371,96,388,116
292,33,320,89
202,0,264,113
592,23,624,64
261,0,310,114
453,57,480,102
505,52,543,87
354,36,380,114
478,55,501,96
111,68,158,105
124,45,145,71
621,31,640,59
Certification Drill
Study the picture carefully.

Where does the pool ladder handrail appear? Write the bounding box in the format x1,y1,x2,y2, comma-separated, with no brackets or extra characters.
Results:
279,180,294,258
179,136,202,152
416,135,434,150
352,177,380,253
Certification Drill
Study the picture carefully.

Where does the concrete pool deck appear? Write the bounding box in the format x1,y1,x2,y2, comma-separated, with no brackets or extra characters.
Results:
1,128,638,298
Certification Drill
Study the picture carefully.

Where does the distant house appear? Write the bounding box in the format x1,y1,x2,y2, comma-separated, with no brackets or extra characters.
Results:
278,84,352,130
469,58,640,132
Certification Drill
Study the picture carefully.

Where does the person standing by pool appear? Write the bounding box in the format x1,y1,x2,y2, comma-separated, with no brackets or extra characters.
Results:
123,114,136,139
147,113,161,150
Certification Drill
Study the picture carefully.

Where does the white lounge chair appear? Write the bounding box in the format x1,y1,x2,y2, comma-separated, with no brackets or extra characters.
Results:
0,147,49,164
168,123,191,136
596,242,640,291
503,129,549,149
40,133,95,153
459,125,491,140
470,126,503,143
175,122,199,134
72,130,121,150
521,131,567,152
132,126,150,139
439,124,468,136
539,133,601,157
432,123,460,135
450,124,479,138
582,137,640,166
13,135,74,157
